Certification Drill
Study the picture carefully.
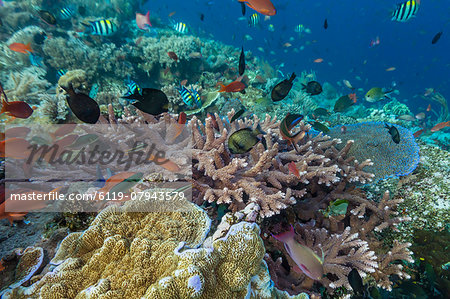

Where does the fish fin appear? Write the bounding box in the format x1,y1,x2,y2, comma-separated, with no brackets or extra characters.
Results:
301,83,306,90
253,123,266,135
289,72,297,83
272,225,295,243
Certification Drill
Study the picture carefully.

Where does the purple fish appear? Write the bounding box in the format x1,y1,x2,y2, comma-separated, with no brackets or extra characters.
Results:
273,225,324,280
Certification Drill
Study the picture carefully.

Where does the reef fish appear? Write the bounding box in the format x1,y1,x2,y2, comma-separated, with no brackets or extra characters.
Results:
248,13,260,27
431,31,443,44
302,81,322,95
0,138,32,159
174,22,188,33
280,113,304,152
238,0,276,16
385,123,400,144
313,108,330,117
87,19,118,36
334,94,356,112
38,10,57,25
310,121,330,133
365,87,393,102
61,83,100,124
177,86,201,108
239,46,245,76
227,124,264,154
59,7,75,19
0,84,33,118
271,73,296,102
230,108,245,123
323,18,328,29
430,121,450,132
273,225,324,280
392,0,420,22
348,269,364,295
136,11,152,29
218,81,246,92
288,161,300,178
8,43,33,54
123,88,169,115
167,51,178,62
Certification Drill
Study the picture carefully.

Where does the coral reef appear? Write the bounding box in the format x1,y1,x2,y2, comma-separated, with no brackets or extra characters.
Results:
3,199,308,298
383,99,411,116
323,122,420,181
0,246,44,296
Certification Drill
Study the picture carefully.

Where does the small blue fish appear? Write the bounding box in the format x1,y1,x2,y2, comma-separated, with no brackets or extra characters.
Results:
89,83,99,99
29,53,44,67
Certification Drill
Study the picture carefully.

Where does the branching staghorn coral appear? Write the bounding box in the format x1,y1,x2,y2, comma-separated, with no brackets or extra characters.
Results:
190,110,374,220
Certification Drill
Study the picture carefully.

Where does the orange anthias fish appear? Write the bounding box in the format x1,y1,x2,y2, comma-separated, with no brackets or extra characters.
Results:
238,0,276,16
149,154,181,172
426,104,431,112
136,11,152,30
430,121,450,132
0,84,33,118
385,67,396,72
167,51,178,62
288,161,300,178
8,42,33,54
413,129,425,138
314,58,324,63
218,81,246,92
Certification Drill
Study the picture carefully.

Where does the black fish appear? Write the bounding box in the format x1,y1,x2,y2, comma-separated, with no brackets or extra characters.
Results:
302,81,322,95
313,107,330,116
310,121,329,133
122,88,169,115
324,18,328,29
239,46,245,76
271,73,296,102
38,10,57,25
385,123,400,144
241,2,246,16
230,108,245,123
348,269,364,296
228,125,264,154
431,31,443,44
61,83,100,124
33,32,47,45
334,95,354,112
200,13,205,21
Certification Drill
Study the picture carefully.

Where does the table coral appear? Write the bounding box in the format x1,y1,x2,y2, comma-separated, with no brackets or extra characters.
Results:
324,122,420,181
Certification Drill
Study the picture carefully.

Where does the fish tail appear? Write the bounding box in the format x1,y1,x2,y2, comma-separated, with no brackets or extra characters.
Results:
272,225,295,243
218,83,226,92
253,123,266,135
25,42,33,53
145,11,152,27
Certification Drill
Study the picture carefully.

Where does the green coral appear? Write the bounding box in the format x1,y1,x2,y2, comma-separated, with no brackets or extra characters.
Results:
383,99,411,116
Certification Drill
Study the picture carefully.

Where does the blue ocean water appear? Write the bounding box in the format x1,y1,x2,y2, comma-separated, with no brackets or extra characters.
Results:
146,0,449,113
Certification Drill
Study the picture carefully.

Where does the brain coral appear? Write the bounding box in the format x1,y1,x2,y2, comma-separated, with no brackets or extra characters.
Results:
3,199,280,299
324,122,420,181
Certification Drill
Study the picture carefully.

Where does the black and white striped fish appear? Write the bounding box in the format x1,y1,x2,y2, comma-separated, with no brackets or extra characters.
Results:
59,7,74,19
391,0,420,22
174,22,188,34
87,19,118,36
248,13,260,27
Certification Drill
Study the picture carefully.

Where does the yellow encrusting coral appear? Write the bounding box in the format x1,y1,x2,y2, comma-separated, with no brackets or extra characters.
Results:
4,199,276,299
